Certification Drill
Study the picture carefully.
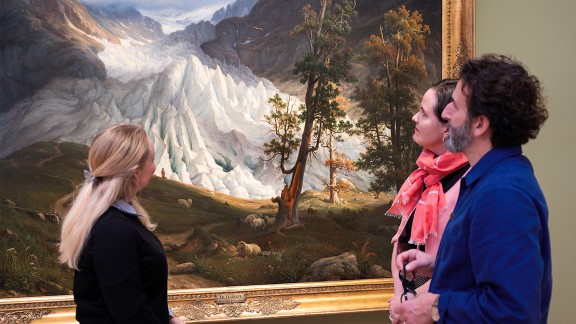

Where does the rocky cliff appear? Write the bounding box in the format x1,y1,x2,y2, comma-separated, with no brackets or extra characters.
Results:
211,0,258,24
202,0,442,96
0,0,109,112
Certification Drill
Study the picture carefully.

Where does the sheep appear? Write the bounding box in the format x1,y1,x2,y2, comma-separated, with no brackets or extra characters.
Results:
264,215,275,227
186,198,193,208
236,241,261,257
307,207,318,215
36,213,46,222
240,214,266,230
177,199,190,209
249,217,266,230
243,213,260,224
45,213,60,225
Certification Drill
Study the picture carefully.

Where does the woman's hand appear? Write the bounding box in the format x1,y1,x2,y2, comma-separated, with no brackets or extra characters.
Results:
170,316,186,324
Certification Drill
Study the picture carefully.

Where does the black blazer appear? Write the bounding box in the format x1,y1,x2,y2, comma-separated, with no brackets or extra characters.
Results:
74,207,169,323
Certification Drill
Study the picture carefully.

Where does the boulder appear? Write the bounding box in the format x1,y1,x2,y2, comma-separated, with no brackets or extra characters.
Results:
300,252,361,282
367,264,392,279
170,262,197,275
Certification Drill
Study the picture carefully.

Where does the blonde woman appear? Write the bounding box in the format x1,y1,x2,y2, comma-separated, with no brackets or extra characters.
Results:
386,80,470,320
59,124,184,323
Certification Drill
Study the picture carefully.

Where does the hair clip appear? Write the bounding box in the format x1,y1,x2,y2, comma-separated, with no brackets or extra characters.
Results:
84,170,102,186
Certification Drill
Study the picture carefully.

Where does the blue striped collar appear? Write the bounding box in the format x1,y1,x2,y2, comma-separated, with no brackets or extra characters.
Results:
111,200,143,217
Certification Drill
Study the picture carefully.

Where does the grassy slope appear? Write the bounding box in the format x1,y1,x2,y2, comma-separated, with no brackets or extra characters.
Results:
0,141,398,297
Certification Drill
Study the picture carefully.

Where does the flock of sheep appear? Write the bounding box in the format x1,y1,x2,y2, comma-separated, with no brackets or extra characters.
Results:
241,213,275,230
176,198,270,258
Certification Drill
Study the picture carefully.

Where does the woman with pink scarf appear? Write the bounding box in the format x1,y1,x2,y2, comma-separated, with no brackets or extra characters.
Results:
387,79,469,318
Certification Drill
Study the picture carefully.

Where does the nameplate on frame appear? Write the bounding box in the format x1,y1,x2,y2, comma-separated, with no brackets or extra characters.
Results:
215,293,247,304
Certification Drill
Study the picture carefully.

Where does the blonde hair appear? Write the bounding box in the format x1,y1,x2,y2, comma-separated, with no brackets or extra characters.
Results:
59,124,156,270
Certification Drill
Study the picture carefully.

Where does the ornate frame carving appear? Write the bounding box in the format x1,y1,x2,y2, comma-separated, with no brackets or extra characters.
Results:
0,1,474,322
443,0,476,78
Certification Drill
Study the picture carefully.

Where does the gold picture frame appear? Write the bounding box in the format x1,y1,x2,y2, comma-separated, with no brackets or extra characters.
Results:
0,0,474,322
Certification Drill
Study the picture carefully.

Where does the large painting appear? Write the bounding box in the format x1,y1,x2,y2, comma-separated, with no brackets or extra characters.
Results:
0,0,474,322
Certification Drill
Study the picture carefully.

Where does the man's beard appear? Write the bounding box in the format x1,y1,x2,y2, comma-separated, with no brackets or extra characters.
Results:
445,119,472,153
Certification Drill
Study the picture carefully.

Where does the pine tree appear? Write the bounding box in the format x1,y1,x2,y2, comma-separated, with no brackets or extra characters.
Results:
354,6,430,193
263,0,356,230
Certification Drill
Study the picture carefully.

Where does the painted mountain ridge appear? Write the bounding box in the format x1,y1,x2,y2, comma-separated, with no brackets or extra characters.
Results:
211,0,258,24
85,3,164,43
0,0,170,112
202,0,442,97
0,0,373,199
0,0,108,112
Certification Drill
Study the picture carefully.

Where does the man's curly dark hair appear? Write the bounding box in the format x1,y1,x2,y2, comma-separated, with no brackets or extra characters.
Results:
460,54,548,147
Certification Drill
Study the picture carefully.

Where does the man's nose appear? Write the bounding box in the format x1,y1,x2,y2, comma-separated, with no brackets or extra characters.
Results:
442,104,453,120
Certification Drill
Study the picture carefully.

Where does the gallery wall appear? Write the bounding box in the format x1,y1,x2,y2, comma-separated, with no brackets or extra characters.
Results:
228,0,575,323
475,1,576,322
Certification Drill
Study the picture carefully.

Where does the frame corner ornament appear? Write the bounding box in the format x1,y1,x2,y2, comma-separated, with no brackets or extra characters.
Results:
0,309,52,324
443,0,476,78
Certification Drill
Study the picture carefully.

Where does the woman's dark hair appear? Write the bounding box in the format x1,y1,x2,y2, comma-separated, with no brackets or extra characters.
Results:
431,78,458,123
460,54,548,147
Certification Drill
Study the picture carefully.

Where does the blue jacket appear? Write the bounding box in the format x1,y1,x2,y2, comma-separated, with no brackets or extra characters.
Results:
430,146,552,323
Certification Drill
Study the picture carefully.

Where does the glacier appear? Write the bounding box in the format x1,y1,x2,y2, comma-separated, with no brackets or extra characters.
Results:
0,6,371,200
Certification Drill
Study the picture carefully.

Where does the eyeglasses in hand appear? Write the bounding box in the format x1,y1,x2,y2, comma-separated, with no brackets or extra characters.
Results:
399,263,416,303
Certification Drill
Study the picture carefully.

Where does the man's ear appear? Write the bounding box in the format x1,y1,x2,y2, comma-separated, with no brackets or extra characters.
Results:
471,115,490,138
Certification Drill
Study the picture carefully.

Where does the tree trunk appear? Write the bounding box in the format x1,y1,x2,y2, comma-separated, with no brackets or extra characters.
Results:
262,194,305,236
287,161,304,224
328,132,337,203
271,196,290,233
332,191,344,206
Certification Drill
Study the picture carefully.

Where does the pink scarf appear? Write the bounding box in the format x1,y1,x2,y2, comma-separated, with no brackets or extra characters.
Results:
386,149,468,245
